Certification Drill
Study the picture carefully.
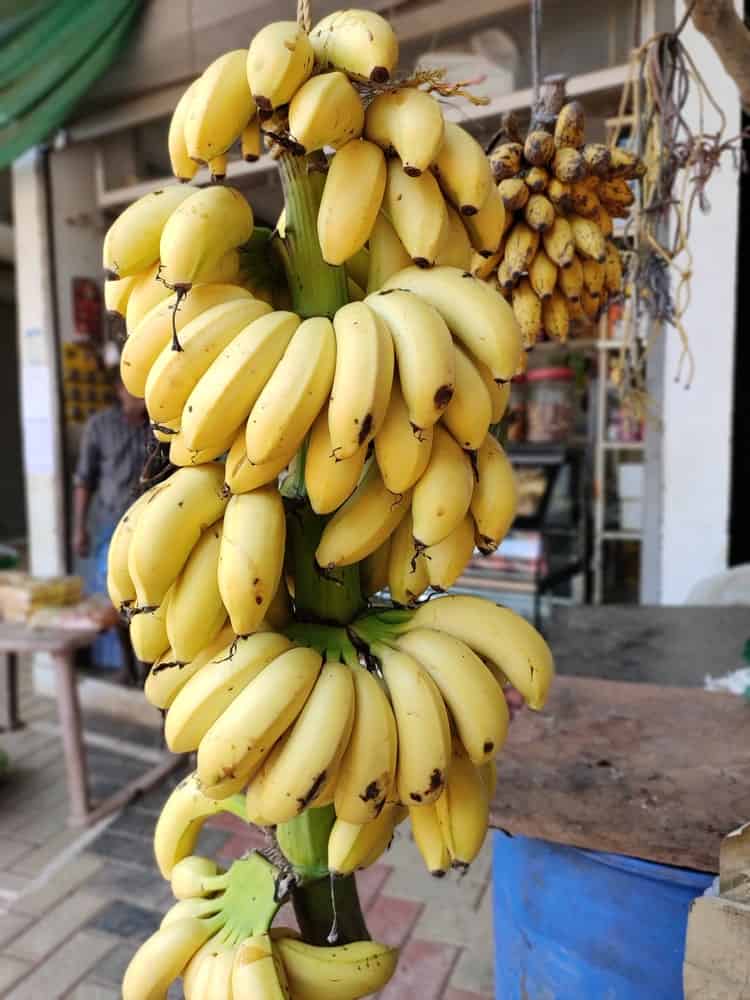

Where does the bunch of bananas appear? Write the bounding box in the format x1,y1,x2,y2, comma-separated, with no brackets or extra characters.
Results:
477,101,645,347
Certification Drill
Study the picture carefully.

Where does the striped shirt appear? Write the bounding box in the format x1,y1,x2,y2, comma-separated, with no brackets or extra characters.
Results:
74,405,150,525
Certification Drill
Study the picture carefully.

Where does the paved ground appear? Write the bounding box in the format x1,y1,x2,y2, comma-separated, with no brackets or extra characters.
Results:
0,681,494,999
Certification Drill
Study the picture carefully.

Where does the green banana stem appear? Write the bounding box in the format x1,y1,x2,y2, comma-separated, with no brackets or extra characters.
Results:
218,853,283,944
293,869,371,946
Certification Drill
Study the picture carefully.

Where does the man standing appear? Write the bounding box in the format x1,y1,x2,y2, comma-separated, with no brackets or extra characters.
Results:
73,373,150,680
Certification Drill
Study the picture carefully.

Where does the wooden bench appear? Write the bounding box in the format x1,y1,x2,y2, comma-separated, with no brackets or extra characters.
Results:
0,622,178,827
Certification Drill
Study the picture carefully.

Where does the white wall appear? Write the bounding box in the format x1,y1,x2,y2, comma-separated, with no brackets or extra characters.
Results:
642,0,742,602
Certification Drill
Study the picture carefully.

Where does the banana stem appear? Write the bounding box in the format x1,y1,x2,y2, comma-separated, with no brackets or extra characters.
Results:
293,870,371,947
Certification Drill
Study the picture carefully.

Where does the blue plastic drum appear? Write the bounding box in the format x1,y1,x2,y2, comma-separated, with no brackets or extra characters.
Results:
492,832,714,999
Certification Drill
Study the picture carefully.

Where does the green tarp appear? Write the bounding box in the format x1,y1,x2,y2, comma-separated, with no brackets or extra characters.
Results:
0,0,142,168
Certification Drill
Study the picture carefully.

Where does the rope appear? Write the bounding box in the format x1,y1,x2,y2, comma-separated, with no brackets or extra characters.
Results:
530,0,542,106
297,0,311,34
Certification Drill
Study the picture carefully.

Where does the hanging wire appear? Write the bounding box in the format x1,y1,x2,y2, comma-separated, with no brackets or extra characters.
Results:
530,0,542,106
297,0,311,34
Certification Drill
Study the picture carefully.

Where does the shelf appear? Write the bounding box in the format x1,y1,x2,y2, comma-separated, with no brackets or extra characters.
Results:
601,440,645,451
601,530,642,542
533,339,630,352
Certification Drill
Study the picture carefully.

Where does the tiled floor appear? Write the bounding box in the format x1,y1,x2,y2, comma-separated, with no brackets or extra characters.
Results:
0,680,494,999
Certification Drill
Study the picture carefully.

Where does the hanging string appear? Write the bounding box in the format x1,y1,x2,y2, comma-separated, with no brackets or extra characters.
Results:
530,0,542,106
297,0,311,34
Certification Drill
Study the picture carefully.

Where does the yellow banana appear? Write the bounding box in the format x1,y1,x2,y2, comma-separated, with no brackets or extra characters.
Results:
208,153,228,182
558,254,584,301
464,184,506,257
388,513,429,605
170,855,221,900
169,423,237,468
570,181,601,219
547,177,573,211
433,121,492,215
525,166,549,192
123,917,216,1000
542,215,576,268
366,212,411,293
609,147,646,180
128,464,228,606
288,71,364,153
594,202,614,237
471,433,517,554
275,934,398,999
146,297,270,424
232,934,291,1000
476,359,510,423
165,631,292,754
512,277,542,348
310,9,398,82
528,248,557,300
316,461,412,568
397,628,509,764
102,185,192,279
168,79,200,181
124,262,172,334
434,203,473,269
442,344,492,450
344,246,369,289
328,803,406,874
366,288,455,430
581,286,601,320
552,146,586,183
569,213,606,262
498,177,529,211
329,300,394,458
106,489,152,608
361,538,391,598
245,316,336,464
334,664,397,823
425,513,475,590
524,129,555,166
554,100,586,148
305,406,367,516
197,646,322,792
604,240,623,294
435,744,489,868
488,141,523,181
497,258,517,294
318,139,386,265
166,524,226,662
598,177,635,213
130,594,171,663
153,772,228,877
241,117,263,161
383,159,448,267
374,377,433,493
181,310,300,452
408,594,555,709
218,486,286,636
583,258,605,298
410,802,450,875
104,274,137,320
246,21,314,110
524,193,555,233
504,221,539,278
542,288,571,341
145,624,234,711
159,186,254,290
365,88,444,176
412,425,475,548
224,428,296,495
185,50,256,161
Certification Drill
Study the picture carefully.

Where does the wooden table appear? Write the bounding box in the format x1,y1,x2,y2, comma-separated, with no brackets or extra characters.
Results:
0,621,178,827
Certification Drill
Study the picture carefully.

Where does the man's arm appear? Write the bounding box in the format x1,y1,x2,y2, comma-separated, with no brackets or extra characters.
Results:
72,484,93,557
73,414,101,558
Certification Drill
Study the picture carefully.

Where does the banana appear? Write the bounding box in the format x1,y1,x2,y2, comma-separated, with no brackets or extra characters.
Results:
159,186,254,290
598,177,635,212
153,772,228,877
476,359,510,423
407,594,555,709
275,934,398,999
524,193,555,233
361,538,391,597
121,284,253,398
123,917,216,1000
128,464,228,606
208,153,228,181
252,660,355,823
334,664,397,823
498,177,529,211
145,624,234,710
524,129,555,166
569,181,601,219
318,139,386,265
377,641,451,804
388,513,429,605
504,221,539,278
102,185,192,279
345,246,370,289
558,253,584,301
171,856,221,900
442,344,492,450
594,202,614,237
554,100,585,148
366,288,454,429
169,425,236,468
197,646,322,792
547,177,574,212
218,486,286,636
412,425,475,548
233,934,291,1000
381,266,522,384
569,213,606,262
146,297,270,425
328,803,405,874
168,79,200,181
124,262,172,334
524,166,549,193
104,274,137,320
542,215,576,268
165,631,292,753
241,117,263,161
106,490,152,608
552,146,586,183
470,246,503,280
608,146,646,179
433,122,493,215
288,71,364,153
365,88,444,176
604,240,623,294
305,406,367,515
329,300,394,458
410,802,449,875
130,593,171,662
246,21,314,110
529,248,557,300
581,142,611,176
471,433,517,553
497,258,516,294
464,184,506,257
434,203,473,270
512,277,542,348
310,9,398,82
383,159,448,267
166,523,226,662
161,898,223,929
316,461,412,568
374,377,433,493
435,744,489,868
245,316,336,464
396,628,508,764
366,212,411,293
583,258,605,298
425,513,475,590
488,141,523,181
182,310,300,451
542,288,571,341
203,948,237,1000
185,50,256,162
224,428,296,495
581,286,601,320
